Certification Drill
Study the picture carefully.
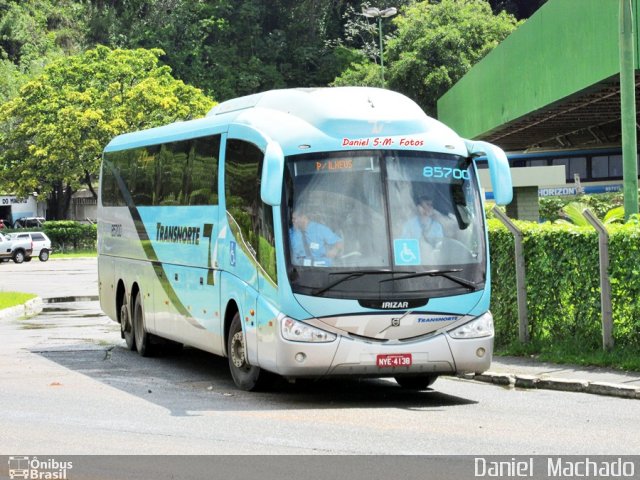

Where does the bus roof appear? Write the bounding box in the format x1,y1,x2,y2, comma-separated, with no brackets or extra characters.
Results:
104,87,465,156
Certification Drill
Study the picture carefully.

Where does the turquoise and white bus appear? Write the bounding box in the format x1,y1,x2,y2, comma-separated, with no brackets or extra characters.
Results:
98,87,512,391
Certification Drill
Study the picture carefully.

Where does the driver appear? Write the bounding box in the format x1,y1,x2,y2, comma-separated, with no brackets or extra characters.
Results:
402,194,444,244
289,207,343,266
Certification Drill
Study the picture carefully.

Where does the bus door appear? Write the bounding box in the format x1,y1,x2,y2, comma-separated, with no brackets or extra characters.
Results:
223,130,280,364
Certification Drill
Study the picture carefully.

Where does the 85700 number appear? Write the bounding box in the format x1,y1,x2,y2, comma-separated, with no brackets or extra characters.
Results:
423,166,470,180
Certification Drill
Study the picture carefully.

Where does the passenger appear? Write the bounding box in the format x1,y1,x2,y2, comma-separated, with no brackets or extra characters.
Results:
402,195,444,244
289,207,343,266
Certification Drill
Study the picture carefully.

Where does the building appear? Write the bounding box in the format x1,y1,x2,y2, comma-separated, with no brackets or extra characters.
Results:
0,194,45,227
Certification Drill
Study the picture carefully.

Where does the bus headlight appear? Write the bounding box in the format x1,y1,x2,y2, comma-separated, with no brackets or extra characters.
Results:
281,317,336,343
448,312,494,339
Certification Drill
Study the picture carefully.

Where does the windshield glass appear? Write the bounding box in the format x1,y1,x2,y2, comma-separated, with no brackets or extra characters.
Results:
283,150,485,300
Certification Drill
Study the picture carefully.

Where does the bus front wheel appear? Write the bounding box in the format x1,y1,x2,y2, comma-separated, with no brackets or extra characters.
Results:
394,375,438,390
227,313,272,391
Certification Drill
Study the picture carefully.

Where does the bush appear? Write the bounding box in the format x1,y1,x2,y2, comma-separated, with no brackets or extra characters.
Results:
539,193,624,222
42,221,97,252
489,219,640,350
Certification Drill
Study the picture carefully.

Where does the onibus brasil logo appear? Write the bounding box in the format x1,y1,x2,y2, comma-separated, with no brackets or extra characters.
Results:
8,456,73,479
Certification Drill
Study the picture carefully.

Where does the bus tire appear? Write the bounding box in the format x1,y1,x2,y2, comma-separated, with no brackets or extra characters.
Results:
133,292,154,357
394,375,438,390
120,301,135,350
227,313,272,391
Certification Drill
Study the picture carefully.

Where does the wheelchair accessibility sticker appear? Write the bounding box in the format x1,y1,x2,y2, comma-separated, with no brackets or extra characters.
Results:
394,239,420,266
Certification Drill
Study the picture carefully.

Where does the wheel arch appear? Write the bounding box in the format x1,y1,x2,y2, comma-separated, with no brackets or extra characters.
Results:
116,280,127,324
130,281,141,314
223,300,240,357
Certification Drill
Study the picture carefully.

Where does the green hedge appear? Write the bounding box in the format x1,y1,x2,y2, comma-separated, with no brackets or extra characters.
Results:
3,221,97,251
488,219,640,350
42,221,97,252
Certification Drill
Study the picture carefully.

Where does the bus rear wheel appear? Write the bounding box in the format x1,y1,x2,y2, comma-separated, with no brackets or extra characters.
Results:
120,301,135,350
394,375,438,390
227,313,272,391
133,292,154,357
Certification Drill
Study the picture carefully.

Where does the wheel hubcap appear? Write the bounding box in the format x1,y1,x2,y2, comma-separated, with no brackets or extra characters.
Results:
231,332,246,368
120,305,130,334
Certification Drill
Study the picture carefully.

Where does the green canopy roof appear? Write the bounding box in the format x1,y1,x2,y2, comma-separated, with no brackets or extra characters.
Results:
437,0,638,151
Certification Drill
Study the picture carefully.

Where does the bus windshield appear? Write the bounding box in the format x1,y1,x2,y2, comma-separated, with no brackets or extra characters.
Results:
284,150,486,300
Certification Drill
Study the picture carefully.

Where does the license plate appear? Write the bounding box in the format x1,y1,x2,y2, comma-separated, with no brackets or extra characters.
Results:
376,353,412,368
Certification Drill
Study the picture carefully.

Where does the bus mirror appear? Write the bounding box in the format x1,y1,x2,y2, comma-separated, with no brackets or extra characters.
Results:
465,140,513,205
261,141,285,206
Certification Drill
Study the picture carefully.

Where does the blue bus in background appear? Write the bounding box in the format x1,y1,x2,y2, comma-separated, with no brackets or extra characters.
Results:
98,87,512,391
508,147,640,197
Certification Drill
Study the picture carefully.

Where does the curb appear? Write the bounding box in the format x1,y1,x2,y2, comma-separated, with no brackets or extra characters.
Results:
0,297,43,321
467,371,640,400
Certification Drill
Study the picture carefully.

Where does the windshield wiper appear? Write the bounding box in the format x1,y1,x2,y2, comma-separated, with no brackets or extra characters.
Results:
379,268,478,291
312,269,408,296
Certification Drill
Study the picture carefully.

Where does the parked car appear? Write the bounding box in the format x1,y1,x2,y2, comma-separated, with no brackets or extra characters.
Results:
7,232,52,261
0,232,33,263
13,217,45,228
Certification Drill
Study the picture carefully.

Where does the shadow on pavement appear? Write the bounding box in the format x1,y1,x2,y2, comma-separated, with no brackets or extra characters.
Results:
34,344,477,416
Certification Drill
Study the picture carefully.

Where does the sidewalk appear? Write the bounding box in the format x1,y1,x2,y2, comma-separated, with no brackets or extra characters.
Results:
467,355,640,399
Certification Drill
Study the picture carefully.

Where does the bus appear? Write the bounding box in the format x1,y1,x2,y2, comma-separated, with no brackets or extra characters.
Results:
505,147,640,197
98,87,512,391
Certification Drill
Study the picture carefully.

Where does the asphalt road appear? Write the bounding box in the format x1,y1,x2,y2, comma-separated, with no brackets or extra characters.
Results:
0,257,99,300
1,259,640,456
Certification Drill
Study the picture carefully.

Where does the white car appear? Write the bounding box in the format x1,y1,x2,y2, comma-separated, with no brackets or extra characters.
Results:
0,232,33,263
8,232,52,261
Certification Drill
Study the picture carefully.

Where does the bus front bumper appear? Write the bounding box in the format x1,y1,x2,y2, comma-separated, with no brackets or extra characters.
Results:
272,330,493,378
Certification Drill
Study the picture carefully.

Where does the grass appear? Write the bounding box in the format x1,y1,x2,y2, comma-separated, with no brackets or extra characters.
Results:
496,339,640,372
0,291,37,310
51,249,97,259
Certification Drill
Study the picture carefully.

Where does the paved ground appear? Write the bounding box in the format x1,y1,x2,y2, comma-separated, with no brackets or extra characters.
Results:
1,257,639,399
0,257,98,300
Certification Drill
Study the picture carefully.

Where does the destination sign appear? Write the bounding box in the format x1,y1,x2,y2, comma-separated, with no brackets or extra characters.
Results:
294,156,377,176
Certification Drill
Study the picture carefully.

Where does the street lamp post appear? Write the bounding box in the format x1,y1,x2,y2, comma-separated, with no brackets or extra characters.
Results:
362,6,397,88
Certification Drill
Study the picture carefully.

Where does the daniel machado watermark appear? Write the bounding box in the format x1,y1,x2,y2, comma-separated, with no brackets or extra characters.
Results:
474,456,637,478
8,456,72,479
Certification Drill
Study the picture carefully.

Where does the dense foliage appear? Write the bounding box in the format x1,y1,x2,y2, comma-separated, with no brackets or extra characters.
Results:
539,193,625,222
0,0,541,105
488,219,640,352
0,0,548,220
0,46,214,218
334,0,519,115
42,220,97,251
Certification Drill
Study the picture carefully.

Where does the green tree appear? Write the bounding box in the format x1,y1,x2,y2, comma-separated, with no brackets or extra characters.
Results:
331,1,411,89
0,0,87,102
0,46,215,219
85,0,359,100
388,0,518,116
334,0,519,116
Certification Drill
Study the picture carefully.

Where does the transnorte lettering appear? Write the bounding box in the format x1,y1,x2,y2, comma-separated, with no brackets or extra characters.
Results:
156,223,201,245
